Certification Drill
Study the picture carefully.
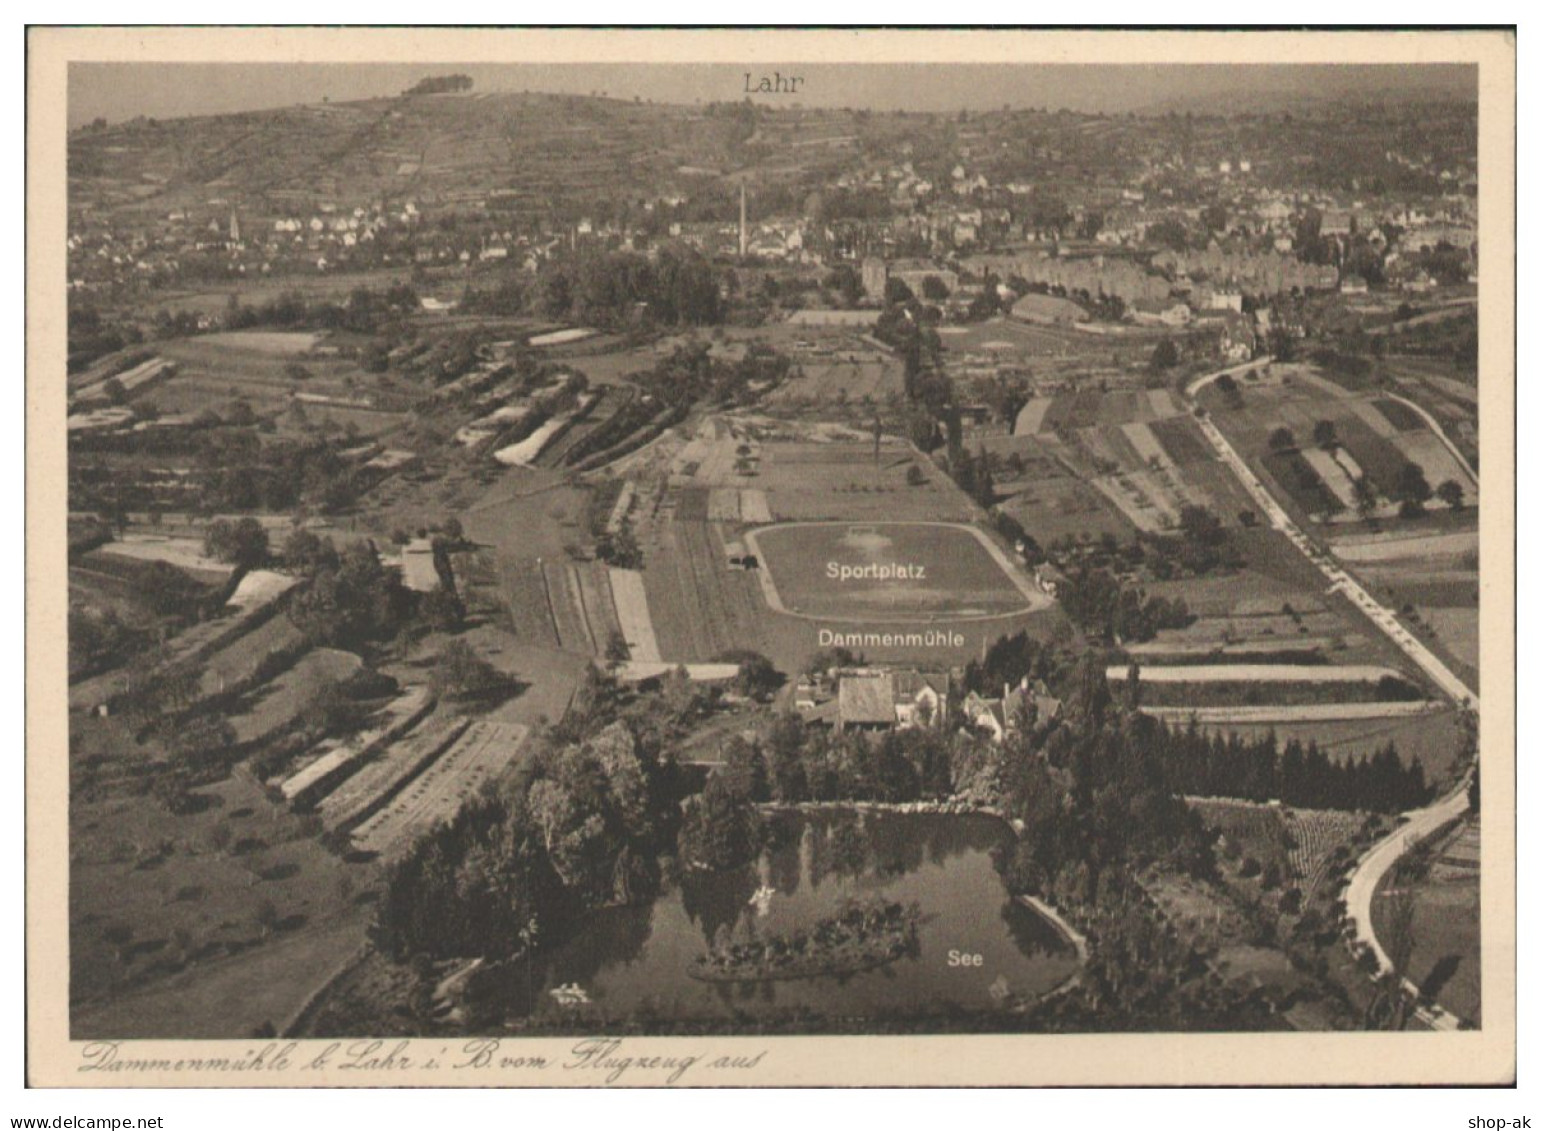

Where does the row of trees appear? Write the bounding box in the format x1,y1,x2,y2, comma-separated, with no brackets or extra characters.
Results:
1152,721,1432,814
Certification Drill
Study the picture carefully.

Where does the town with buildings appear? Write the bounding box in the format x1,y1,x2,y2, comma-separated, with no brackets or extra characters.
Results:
64,65,1483,1042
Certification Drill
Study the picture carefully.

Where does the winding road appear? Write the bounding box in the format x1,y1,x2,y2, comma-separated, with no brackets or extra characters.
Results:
1341,780,1471,1030
1185,357,1478,1028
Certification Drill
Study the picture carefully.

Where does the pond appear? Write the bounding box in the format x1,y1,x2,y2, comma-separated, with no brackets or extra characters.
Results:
512,810,1079,1027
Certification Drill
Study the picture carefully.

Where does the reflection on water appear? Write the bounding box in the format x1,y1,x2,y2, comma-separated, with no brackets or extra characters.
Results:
516,811,1078,1025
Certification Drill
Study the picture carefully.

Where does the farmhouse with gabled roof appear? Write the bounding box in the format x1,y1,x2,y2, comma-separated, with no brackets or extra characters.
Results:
796,666,950,733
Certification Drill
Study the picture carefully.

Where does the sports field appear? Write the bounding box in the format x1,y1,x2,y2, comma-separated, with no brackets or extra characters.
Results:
746,521,1043,621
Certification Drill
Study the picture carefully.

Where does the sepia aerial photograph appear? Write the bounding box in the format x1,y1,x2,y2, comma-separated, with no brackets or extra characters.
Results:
37,33,1510,1075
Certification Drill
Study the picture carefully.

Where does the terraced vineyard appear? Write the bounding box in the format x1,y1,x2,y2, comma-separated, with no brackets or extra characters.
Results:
1283,808,1367,900
1190,799,1368,899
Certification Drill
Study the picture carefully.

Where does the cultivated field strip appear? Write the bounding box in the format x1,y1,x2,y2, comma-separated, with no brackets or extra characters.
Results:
1072,425,1120,469
1141,701,1439,723
1333,447,1365,480
670,524,728,658
94,536,233,578
1334,416,1408,495
1013,398,1053,436
643,521,764,661
1089,472,1171,533
739,488,773,524
1301,447,1359,510
496,556,560,649
1126,637,1341,659
541,562,596,655
197,614,307,699
608,568,662,663
1343,397,1401,439
1108,663,1406,683
72,356,176,406
350,721,528,860
1099,423,1150,471
707,488,741,522
675,487,711,521
1121,421,1173,470
1059,423,1211,532
68,584,293,711
1397,431,1478,499
1146,389,1180,419
1172,452,1261,517
680,521,764,655
1330,529,1478,563
1371,397,1426,431
1428,376,1478,408
678,437,743,485
1147,416,1214,464
573,562,623,650
1431,819,1480,880
537,388,620,468
318,714,473,833
768,359,894,403
642,546,710,661
605,481,636,534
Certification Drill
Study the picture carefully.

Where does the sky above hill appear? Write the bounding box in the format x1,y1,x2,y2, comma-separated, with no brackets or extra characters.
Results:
68,61,1476,129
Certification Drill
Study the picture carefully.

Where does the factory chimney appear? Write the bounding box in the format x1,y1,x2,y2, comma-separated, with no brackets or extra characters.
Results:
739,183,748,259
